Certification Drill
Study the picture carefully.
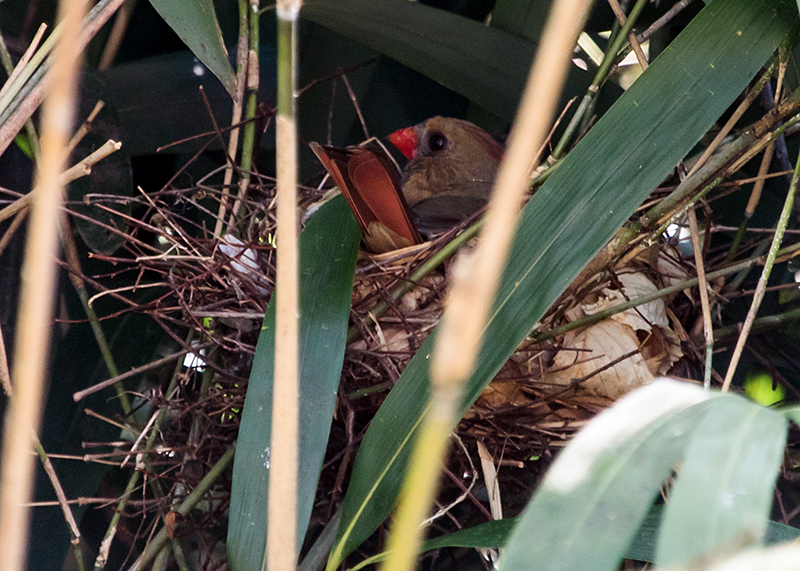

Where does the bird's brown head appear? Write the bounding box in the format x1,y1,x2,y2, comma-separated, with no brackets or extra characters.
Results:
388,116,503,232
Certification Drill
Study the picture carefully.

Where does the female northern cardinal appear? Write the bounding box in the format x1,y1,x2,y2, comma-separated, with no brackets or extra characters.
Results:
311,116,503,253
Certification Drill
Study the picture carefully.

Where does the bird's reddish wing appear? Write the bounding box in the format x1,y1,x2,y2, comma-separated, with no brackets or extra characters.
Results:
310,142,421,251
347,150,421,245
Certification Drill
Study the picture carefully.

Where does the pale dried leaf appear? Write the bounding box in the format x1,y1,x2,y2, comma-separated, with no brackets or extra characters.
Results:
543,320,654,399
477,441,503,521
400,275,445,312
349,325,410,353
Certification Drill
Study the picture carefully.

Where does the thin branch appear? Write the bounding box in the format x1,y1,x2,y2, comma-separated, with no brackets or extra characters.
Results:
687,207,714,389
722,143,800,391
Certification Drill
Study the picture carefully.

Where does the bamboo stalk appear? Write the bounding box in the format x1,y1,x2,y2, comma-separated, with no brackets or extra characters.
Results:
267,1,302,570
0,0,88,569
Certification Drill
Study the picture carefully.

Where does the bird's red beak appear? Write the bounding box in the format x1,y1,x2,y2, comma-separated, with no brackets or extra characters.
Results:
388,126,418,160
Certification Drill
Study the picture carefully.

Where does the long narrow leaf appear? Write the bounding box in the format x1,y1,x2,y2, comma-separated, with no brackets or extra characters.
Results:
627,507,800,563
149,0,236,96
351,503,800,569
228,196,360,571
300,0,604,122
498,380,723,571
655,399,787,567
328,0,796,566
490,0,549,42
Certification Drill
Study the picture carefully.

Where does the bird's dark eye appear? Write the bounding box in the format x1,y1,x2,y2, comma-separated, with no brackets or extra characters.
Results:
428,132,448,152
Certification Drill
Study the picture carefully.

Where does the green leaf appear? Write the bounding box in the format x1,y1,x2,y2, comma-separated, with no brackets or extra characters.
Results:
347,518,519,571
629,507,800,563
327,0,796,566
421,518,518,551
353,502,800,570
148,0,236,97
498,380,724,571
655,399,787,567
300,0,602,122
346,501,800,570
227,196,361,571
13,132,35,159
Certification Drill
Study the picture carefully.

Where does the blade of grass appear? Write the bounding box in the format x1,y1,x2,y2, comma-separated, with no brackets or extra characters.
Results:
227,196,360,571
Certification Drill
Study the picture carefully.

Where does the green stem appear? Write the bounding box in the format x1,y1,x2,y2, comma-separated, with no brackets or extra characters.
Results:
126,445,237,571
531,240,800,345
61,217,130,415
550,0,648,160
721,140,800,390
709,306,800,343
228,0,261,227
92,470,141,571
92,331,193,571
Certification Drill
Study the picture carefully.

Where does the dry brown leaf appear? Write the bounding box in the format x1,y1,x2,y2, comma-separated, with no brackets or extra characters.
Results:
349,325,411,353
542,320,654,399
474,379,539,411
400,275,445,312
641,326,683,375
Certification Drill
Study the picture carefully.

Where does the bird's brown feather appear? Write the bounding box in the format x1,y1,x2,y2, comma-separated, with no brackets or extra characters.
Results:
309,142,422,253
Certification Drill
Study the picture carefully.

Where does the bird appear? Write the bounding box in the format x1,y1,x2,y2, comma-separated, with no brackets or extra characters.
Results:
310,116,503,253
